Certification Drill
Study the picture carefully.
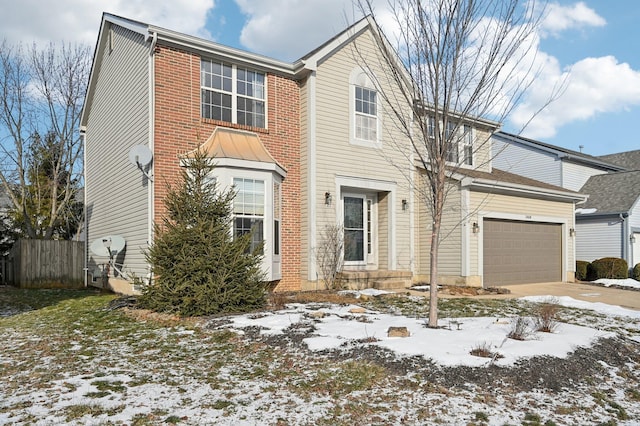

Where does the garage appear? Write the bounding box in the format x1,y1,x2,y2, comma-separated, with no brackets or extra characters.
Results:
483,219,562,286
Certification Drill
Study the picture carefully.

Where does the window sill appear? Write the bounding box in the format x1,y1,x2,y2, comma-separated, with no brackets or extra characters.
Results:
349,138,382,149
202,118,269,135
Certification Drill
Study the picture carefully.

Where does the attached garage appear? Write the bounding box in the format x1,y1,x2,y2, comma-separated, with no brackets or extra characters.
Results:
483,219,562,286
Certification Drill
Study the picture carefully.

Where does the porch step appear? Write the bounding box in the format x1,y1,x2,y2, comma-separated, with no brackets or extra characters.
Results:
338,270,412,290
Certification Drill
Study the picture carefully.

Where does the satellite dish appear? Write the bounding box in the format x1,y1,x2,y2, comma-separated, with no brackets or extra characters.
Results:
90,235,126,257
128,145,153,168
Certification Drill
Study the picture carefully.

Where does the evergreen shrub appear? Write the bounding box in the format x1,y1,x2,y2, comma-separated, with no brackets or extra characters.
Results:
588,257,628,280
137,150,266,316
575,260,589,281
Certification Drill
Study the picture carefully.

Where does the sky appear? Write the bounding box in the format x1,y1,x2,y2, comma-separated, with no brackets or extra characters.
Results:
1,0,638,156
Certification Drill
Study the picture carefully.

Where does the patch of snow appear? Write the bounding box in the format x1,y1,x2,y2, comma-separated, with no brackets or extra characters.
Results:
594,278,640,289
521,295,640,319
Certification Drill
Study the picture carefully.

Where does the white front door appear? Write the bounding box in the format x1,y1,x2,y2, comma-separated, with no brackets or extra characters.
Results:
343,193,377,266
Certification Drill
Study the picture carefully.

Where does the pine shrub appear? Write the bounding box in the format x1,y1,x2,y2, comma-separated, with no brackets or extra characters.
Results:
137,150,266,316
588,257,628,280
575,260,589,281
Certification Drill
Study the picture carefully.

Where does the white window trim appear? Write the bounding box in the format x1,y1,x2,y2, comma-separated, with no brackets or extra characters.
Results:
200,60,268,129
349,68,381,149
210,167,281,281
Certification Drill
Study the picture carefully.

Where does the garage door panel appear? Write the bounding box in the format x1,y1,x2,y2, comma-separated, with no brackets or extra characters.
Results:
484,219,562,286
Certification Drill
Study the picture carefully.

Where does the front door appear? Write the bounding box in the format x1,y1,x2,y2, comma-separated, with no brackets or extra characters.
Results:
343,194,376,266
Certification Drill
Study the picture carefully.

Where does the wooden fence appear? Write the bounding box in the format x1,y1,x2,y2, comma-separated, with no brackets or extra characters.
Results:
2,239,84,289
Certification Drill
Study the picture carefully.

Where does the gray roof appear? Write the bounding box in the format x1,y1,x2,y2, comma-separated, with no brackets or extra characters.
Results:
599,150,640,171
578,170,640,215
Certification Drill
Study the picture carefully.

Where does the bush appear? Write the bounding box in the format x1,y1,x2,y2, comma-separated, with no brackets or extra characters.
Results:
588,257,628,280
533,298,559,333
575,260,589,281
138,150,266,316
507,316,533,341
633,263,640,281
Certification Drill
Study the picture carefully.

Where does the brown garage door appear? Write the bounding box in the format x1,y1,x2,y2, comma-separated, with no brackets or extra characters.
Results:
483,219,562,286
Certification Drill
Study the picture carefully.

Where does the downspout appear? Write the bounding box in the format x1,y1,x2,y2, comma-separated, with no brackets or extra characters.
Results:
147,31,157,285
80,127,88,288
620,213,629,263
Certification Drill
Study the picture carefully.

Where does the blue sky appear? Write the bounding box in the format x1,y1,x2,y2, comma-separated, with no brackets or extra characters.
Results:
1,0,638,157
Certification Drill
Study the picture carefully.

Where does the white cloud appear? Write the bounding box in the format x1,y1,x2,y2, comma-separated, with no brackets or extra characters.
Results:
511,56,640,139
540,1,606,36
0,0,216,47
234,0,359,60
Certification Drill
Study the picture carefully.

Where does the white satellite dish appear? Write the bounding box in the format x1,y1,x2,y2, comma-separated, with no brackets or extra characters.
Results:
90,235,126,258
128,145,153,168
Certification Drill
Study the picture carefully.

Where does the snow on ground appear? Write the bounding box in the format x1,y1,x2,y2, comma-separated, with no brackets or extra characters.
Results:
522,295,640,319
227,303,613,367
595,277,640,289
2,288,640,425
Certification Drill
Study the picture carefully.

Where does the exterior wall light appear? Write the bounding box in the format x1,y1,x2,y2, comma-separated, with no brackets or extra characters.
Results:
325,191,332,206
472,222,479,234
631,234,636,243
570,228,576,237
402,199,408,211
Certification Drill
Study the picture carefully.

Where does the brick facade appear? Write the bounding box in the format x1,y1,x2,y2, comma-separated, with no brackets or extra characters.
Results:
153,44,301,291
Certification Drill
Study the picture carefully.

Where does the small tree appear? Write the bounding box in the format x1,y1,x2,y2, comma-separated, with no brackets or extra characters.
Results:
355,0,553,327
138,150,266,316
315,224,345,290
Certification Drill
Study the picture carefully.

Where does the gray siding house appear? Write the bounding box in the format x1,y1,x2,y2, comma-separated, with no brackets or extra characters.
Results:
492,132,640,269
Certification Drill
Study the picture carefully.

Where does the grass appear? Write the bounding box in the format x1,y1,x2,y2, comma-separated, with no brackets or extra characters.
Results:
0,287,638,425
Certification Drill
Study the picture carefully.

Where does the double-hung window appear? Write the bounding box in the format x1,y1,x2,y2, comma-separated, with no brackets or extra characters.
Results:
233,178,265,253
445,121,459,163
463,124,473,166
355,86,377,142
201,59,266,128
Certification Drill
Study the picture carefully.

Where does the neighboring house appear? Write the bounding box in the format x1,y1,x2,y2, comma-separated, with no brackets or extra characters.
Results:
599,149,640,171
82,14,583,294
492,132,625,191
492,132,640,269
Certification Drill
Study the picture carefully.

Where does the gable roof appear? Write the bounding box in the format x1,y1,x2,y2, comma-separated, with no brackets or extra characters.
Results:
599,150,640,171
578,170,640,215
493,131,625,172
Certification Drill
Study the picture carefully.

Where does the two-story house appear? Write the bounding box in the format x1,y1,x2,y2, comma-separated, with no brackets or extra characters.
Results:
493,132,640,270
82,14,583,294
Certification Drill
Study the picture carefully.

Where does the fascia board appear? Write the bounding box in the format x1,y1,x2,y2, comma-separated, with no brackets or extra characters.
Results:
466,179,588,203
150,27,298,77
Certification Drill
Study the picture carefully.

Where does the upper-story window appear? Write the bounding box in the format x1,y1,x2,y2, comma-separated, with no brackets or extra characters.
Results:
355,86,377,141
350,69,380,148
201,59,266,128
427,116,436,138
463,124,473,166
445,121,459,163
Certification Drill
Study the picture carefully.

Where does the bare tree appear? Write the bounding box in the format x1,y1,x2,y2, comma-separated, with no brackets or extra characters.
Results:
0,40,90,239
315,224,346,290
356,0,554,327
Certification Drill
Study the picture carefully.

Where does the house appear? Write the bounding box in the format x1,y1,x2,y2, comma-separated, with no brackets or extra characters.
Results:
599,149,640,171
82,14,583,294
492,132,640,269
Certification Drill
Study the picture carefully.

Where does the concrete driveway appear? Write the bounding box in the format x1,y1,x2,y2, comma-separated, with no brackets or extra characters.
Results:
487,282,640,311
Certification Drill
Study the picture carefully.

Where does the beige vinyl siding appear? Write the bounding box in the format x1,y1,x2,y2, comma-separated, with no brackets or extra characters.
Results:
473,128,493,173
312,29,412,272
416,177,463,277
85,24,150,280
468,191,575,278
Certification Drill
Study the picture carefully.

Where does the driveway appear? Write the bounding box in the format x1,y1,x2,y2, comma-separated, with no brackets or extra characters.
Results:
485,282,640,311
